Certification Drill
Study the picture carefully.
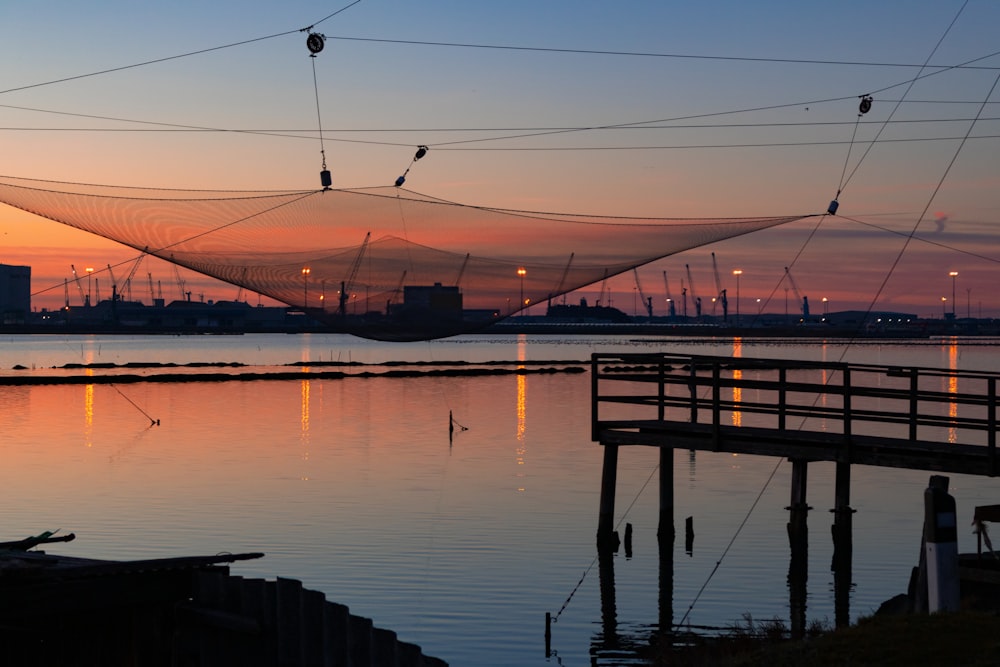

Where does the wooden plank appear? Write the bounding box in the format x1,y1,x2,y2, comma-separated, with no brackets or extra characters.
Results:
349,614,374,667
301,589,326,666
372,627,398,667
276,577,304,666
240,578,270,667
323,602,350,667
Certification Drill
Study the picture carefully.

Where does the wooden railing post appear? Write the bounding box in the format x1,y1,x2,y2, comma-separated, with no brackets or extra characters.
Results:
689,360,698,423
658,358,666,422
778,367,787,430
712,362,721,448
843,367,853,459
591,355,600,441
990,377,997,476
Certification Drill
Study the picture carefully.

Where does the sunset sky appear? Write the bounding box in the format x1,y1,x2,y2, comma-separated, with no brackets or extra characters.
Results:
1,1,998,317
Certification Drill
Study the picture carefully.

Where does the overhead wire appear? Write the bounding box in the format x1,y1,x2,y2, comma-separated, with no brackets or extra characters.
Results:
0,1,366,97
0,31,299,97
677,0,982,625
5,33,994,100
838,215,1000,266
836,0,973,198
3,100,998,135
1,19,995,155
844,69,1000,337
324,34,1000,71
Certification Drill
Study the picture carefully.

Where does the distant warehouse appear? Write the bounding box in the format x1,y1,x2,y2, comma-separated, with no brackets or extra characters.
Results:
0,263,30,324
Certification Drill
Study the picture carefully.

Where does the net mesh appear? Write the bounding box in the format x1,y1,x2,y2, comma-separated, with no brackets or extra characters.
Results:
0,175,812,340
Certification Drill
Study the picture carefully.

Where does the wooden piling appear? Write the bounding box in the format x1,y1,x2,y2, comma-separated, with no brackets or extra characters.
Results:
658,446,674,545
789,458,809,511
597,444,619,546
349,614,374,666
0,556,447,667
276,577,303,665
325,602,351,666
372,627,398,667
545,612,552,657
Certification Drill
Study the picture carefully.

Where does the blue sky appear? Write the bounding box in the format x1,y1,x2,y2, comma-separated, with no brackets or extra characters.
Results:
2,1,998,315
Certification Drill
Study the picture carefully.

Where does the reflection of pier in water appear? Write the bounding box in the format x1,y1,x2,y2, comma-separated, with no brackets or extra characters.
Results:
586,351,1000,659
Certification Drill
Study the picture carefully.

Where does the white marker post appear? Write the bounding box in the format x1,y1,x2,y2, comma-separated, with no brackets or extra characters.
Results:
924,480,960,612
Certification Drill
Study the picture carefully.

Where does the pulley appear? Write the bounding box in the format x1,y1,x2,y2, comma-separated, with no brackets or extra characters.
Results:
321,169,332,189
306,33,325,55
859,95,873,115
394,146,430,187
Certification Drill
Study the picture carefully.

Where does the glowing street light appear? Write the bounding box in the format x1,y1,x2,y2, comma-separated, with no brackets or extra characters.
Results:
301,267,311,308
822,297,828,316
949,271,958,317
942,296,947,318
732,269,742,326
85,267,94,306
517,266,527,313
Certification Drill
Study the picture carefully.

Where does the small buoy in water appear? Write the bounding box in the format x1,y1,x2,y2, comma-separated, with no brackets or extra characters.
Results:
320,170,332,188
827,199,840,215
859,95,873,115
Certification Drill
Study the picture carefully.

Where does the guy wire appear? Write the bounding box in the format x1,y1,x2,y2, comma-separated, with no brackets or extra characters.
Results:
311,56,327,170
552,461,659,622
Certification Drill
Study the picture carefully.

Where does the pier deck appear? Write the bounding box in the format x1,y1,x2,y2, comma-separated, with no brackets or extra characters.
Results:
589,352,1000,636
590,352,1000,545
591,352,1000,476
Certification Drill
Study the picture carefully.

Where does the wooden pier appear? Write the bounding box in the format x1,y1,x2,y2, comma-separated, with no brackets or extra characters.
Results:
590,351,1000,634
0,544,447,667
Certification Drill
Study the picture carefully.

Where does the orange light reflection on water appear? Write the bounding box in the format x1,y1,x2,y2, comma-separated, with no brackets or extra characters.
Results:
731,338,742,427
84,369,94,448
516,335,527,491
301,375,312,479
947,339,959,444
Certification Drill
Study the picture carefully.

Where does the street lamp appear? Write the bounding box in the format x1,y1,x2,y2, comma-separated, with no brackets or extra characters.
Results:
517,267,527,313
822,297,828,317
942,296,947,318
732,269,742,326
949,271,958,317
85,267,94,306
301,267,311,308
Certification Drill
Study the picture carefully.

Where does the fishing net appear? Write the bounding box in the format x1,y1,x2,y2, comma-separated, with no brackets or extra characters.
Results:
0,175,812,340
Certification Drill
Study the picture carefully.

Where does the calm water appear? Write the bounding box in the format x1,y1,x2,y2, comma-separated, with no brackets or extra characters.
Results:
2,333,999,665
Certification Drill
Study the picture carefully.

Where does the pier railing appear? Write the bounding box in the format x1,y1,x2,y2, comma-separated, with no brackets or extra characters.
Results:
591,353,1000,476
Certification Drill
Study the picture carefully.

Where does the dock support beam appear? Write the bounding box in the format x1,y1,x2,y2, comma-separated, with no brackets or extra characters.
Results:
658,446,674,544
786,458,810,640
831,461,855,628
597,444,619,548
